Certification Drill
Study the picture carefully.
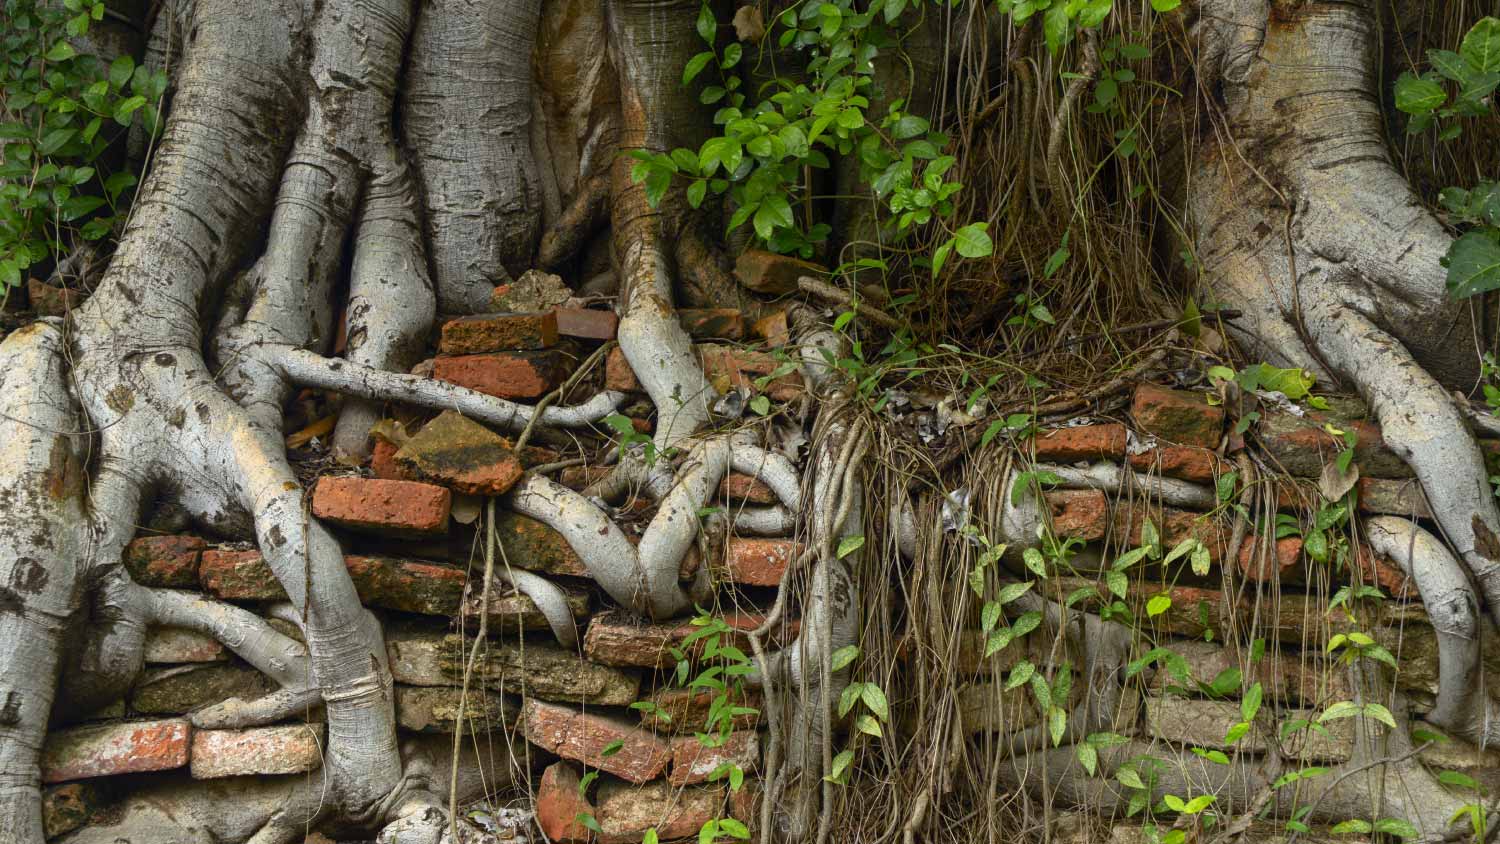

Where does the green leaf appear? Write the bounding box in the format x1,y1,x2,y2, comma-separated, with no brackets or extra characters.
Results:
36,127,75,156
836,534,865,559
113,94,147,126
1149,0,1180,10
44,41,76,62
686,179,708,209
1330,819,1372,834
600,739,624,757
831,645,860,671
931,239,954,278
1462,17,1500,72
1446,231,1500,299
1115,766,1145,789
696,3,717,44
826,749,854,782
1394,72,1446,115
1042,2,1072,55
1006,661,1035,690
1048,705,1067,746
683,51,714,84
748,394,770,416
860,683,889,722
576,812,603,832
1241,682,1262,722
953,222,992,258
1022,547,1046,578
1146,594,1171,617
1189,542,1211,577
108,54,135,90
995,581,1033,604
1076,742,1098,776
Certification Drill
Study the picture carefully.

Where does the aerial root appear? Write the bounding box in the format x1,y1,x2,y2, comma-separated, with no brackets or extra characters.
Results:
273,347,624,432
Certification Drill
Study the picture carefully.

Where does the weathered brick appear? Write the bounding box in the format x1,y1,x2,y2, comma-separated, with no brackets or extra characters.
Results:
1044,490,1109,541
522,700,671,783
604,346,640,392
386,622,459,686
1257,397,1408,479
638,686,762,734
130,664,277,715
554,306,618,341
459,580,592,632
1234,535,1304,582
395,685,515,733
1349,545,1414,598
312,476,451,535
679,308,745,340
344,555,466,614
583,610,798,669
190,724,325,779
700,344,803,402
734,249,824,295
432,350,565,400
495,511,591,577
753,309,790,347
1114,508,1230,564
369,436,406,480
124,535,205,588
724,538,800,587
1131,384,1224,448
1145,696,1352,762
536,761,596,843
1060,577,1243,639
42,782,100,838
393,410,524,496
720,473,776,505
27,278,80,317
143,627,226,663
200,547,280,599
669,730,759,785
439,311,558,354
595,778,723,844
446,637,640,705
1128,445,1224,483
1357,477,1431,518
1030,424,1128,462
1145,639,1349,704
41,719,190,783
202,549,466,613
492,269,572,312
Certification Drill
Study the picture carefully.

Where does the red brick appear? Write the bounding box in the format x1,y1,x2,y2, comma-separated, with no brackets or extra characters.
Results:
41,719,190,783
439,311,558,354
1030,424,1128,462
123,535,206,588
1257,408,1408,479
720,473,776,504
669,731,759,786
1357,477,1431,518
584,610,799,669
554,306,618,341
725,538,800,586
1129,445,1224,483
312,476,451,535
1350,545,1414,598
522,700,671,783
1131,384,1224,448
679,308,745,340
734,249,824,295
753,309,790,347
190,725,324,779
42,783,99,838
605,346,640,392
27,278,79,317
536,761,596,843
432,350,565,400
201,548,465,614
1235,536,1304,582
369,436,408,481
200,548,281,600
1045,490,1109,541
595,778,723,844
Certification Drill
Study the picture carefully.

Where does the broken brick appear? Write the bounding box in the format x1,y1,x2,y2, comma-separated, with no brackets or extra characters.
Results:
679,308,745,340
393,410,525,496
1128,445,1224,484
1131,384,1224,448
724,538,800,587
41,719,190,783
522,700,671,783
124,535,206,588
536,761,596,843
669,731,759,786
432,350,565,400
1044,490,1110,542
734,249,824,295
554,306,619,341
311,476,451,536
190,724,325,779
1030,424,1128,462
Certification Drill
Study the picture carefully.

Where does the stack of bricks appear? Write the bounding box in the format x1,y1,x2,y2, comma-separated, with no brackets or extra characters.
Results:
37,273,1498,842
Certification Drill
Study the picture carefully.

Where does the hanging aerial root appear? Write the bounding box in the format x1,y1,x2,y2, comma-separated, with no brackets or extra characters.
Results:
537,170,609,270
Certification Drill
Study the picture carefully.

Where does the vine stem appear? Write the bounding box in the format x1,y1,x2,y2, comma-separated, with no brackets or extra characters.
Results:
449,496,499,839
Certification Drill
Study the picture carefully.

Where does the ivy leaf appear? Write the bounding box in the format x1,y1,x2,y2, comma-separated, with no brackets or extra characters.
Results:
1076,742,1098,776
1330,820,1373,835
113,95,147,127
1446,231,1500,299
953,222,992,258
1146,594,1171,617
1042,3,1072,55
836,534,865,559
931,239,954,278
830,645,859,671
108,55,135,91
686,179,708,209
860,683,889,722
1461,17,1500,73
1149,0,1180,10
